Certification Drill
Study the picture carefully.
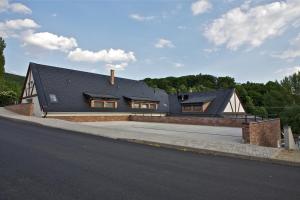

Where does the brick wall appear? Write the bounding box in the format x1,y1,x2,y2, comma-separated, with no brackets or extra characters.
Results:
242,119,281,148
5,103,34,116
48,115,130,122
129,115,245,128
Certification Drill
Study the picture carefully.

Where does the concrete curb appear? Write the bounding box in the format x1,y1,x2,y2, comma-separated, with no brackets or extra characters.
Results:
1,114,299,167
125,139,300,167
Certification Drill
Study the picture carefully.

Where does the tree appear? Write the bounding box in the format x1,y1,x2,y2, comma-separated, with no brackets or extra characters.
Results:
0,37,6,80
281,71,300,96
280,105,300,134
217,76,235,88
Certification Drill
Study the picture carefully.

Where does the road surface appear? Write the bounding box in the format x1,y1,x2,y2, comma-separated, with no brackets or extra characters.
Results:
0,117,299,200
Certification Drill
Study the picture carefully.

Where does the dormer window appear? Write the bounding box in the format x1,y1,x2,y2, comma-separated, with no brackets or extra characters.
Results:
83,92,119,109
181,96,215,113
123,96,159,110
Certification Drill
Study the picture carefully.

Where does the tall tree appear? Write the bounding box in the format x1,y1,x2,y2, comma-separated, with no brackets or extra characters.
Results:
0,37,6,80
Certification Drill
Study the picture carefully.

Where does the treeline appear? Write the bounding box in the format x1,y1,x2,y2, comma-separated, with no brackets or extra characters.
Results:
145,72,300,134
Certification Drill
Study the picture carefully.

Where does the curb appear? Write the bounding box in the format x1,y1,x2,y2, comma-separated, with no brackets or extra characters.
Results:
125,139,300,167
1,114,300,167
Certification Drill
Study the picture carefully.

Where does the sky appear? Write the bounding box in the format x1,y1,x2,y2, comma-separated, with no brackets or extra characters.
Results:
1,0,300,83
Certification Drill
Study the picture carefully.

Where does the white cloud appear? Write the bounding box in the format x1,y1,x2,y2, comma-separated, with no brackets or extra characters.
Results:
23,32,78,52
0,18,39,38
0,0,31,14
273,33,300,60
155,38,175,48
129,14,155,22
191,0,212,16
275,66,300,76
105,62,128,71
68,48,136,63
204,0,300,50
10,3,31,14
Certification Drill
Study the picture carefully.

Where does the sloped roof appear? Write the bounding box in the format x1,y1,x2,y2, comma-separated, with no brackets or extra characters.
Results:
29,62,169,113
83,92,119,100
123,96,160,102
181,96,216,104
169,89,235,117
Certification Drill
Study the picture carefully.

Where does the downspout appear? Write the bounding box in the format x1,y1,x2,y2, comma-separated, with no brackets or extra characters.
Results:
43,111,48,118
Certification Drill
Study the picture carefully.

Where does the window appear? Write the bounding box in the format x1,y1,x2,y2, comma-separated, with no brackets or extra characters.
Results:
149,104,156,109
182,103,209,112
49,94,58,103
193,105,203,112
105,102,115,108
93,101,104,108
141,104,149,109
132,103,140,108
91,100,117,109
182,105,192,112
130,101,158,110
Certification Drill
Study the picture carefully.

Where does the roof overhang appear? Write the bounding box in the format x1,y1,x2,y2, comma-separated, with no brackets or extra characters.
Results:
123,96,159,103
181,96,216,104
83,92,120,100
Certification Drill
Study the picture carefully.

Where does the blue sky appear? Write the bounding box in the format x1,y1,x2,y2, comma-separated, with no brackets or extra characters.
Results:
1,0,300,83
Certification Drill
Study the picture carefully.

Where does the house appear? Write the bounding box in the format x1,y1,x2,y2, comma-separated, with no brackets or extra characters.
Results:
20,63,245,120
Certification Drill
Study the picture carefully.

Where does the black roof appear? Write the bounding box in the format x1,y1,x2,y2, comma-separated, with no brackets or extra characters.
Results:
29,62,169,113
169,89,235,117
181,95,216,104
123,96,159,102
83,92,119,100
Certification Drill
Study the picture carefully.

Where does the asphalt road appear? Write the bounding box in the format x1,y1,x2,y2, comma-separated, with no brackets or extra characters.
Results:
0,118,299,200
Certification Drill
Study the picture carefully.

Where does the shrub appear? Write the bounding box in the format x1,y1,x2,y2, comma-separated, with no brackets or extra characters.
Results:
0,90,18,106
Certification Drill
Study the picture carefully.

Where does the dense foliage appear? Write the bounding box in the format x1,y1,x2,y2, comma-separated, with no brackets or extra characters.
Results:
145,72,300,134
0,37,23,106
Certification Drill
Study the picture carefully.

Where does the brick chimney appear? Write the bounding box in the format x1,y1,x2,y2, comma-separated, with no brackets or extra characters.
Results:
110,69,115,85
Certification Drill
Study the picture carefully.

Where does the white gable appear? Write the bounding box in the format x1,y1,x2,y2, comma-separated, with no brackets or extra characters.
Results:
22,70,37,98
224,91,245,113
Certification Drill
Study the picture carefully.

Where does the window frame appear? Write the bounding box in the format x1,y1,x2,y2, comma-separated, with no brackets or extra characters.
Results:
130,101,158,110
91,100,118,109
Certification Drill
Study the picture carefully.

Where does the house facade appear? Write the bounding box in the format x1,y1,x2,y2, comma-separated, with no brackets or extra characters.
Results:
20,63,245,119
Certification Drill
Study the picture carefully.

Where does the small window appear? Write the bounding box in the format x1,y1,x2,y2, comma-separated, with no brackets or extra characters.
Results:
105,102,115,108
141,104,149,109
94,101,104,108
132,103,140,108
182,105,192,111
91,100,117,109
193,105,202,112
49,94,58,103
149,104,156,109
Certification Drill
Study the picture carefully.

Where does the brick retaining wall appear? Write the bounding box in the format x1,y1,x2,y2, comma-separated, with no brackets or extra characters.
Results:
242,119,281,148
5,103,34,116
129,115,245,128
48,115,130,122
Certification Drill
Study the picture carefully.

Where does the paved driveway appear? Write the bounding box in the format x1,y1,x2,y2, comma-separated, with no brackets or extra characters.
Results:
81,121,243,144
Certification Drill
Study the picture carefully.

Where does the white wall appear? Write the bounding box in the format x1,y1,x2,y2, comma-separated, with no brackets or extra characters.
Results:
21,70,43,117
224,91,245,113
